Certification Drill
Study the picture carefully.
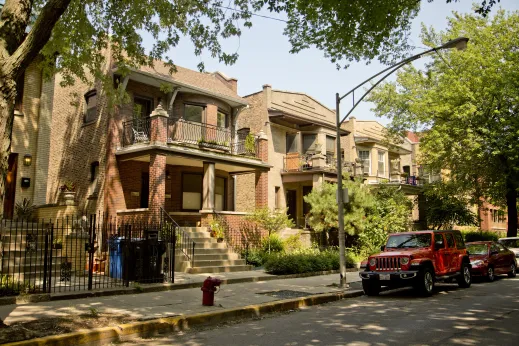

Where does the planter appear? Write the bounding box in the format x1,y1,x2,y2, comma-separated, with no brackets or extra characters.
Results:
53,244,63,250
62,191,76,206
217,237,224,243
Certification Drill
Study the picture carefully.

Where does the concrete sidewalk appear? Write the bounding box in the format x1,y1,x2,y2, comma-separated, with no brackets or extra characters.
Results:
0,271,361,325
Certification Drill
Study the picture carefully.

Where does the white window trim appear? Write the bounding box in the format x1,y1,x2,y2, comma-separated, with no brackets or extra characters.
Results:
377,151,385,177
358,149,371,175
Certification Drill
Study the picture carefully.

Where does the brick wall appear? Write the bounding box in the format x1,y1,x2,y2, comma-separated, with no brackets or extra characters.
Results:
201,212,267,249
149,153,166,222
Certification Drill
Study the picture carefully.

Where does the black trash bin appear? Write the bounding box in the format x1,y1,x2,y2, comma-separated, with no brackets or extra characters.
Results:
133,229,166,283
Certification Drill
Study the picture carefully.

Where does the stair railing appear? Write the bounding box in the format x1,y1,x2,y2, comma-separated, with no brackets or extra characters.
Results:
159,207,195,268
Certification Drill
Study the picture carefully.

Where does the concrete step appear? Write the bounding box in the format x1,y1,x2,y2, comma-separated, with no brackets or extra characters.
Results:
179,227,208,233
192,248,233,255
193,259,246,267
189,236,217,243
182,232,212,238
194,242,228,249
194,253,241,261
187,265,253,274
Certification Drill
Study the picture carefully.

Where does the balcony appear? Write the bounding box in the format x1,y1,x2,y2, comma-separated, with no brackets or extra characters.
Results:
120,117,260,159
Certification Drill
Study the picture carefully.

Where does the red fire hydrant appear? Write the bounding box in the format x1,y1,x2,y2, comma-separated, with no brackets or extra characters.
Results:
201,276,222,306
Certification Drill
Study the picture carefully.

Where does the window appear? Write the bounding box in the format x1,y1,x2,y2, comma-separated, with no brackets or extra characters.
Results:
286,133,298,153
326,136,335,155
445,233,455,248
182,174,202,210
358,150,370,174
133,96,153,120
215,177,226,211
184,104,204,123
217,111,228,128
84,90,98,123
377,151,385,176
454,232,466,249
403,165,411,175
302,134,317,153
434,233,445,248
275,186,281,209
14,73,24,112
90,161,99,183
237,128,250,141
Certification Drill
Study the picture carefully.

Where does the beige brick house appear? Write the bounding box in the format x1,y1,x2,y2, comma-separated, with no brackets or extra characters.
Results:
236,85,350,229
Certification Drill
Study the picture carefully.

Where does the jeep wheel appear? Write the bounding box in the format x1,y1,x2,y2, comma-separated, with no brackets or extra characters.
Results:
415,267,434,296
362,280,380,296
487,266,495,282
457,263,472,288
508,263,517,278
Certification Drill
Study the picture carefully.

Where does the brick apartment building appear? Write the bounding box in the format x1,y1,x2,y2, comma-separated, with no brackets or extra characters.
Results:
4,54,270,231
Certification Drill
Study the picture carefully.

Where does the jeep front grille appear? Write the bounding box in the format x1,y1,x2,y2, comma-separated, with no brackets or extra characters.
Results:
376,257,400,271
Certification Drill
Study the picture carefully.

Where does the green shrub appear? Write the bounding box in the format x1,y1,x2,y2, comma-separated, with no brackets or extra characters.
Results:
242,248,267,267
263,248,356,275
0,275,34,296
463,230,504,242
283,234,304,253
261,234,285,253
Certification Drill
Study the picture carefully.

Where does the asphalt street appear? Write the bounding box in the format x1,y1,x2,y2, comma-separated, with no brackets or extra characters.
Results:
121,276,519,346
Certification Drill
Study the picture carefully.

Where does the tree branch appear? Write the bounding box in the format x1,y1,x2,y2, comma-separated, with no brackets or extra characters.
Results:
0,0,33,60
5,0,71,78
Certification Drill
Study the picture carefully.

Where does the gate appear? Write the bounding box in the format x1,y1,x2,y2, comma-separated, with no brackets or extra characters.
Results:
0,214,177,295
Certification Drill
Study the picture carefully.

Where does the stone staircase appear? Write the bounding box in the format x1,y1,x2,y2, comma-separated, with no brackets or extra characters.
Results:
179,227,252,274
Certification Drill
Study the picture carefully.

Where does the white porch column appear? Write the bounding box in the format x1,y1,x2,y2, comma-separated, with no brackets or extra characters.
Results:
202,161,215,211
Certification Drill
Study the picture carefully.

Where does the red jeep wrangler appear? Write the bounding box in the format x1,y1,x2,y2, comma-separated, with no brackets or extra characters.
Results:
359,230,472,296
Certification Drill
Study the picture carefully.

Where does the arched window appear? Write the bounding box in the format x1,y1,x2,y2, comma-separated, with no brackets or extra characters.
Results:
84,90,98,123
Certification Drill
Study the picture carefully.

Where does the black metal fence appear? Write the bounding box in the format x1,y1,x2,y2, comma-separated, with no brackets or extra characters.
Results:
0,214,183,296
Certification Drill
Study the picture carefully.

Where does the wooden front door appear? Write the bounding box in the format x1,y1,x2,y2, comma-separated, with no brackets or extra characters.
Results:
4,154,18,219
286,190,297,225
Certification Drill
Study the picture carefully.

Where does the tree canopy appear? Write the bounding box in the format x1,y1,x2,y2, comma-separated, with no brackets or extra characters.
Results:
367,10,519,236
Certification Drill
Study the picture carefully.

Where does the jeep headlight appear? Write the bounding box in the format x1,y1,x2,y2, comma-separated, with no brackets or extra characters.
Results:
369,258,377,267
471,260,484,266
400,257,410,265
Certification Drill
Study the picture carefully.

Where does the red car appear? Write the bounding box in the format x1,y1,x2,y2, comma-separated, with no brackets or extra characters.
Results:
466,241,517,282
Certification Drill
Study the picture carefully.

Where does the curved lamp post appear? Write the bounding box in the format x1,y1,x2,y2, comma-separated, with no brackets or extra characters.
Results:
335,37,469,288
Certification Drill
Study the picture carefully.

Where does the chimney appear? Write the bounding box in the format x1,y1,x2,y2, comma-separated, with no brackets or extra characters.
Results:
262,84,272,108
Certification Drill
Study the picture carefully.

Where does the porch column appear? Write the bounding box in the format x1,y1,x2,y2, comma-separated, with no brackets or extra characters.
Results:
202,161,215,211
149,153,166,223
255,130,269,209
150,104,168,145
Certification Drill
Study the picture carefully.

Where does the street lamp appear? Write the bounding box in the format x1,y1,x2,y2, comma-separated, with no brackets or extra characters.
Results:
335,37,469,288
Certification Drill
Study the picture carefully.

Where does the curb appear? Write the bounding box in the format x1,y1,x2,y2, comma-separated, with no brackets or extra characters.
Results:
4,289,364,346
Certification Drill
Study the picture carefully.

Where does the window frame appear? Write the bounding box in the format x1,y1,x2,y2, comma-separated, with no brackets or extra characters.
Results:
183,103,206,124
215,176,227,211
84,90,98,123
358,149,371,175
181,172,203,211
216,109,229,129
302,133,317,154
133,95,154,120
377,150,385,177
326,135,336,155
14,73,25,113
445,233,455,248
286,132,299,154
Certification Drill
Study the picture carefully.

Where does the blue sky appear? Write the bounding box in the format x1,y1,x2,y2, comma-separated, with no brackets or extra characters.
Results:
152,1,519,125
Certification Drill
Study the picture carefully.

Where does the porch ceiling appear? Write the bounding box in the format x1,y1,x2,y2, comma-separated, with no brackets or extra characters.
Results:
119,153,266,173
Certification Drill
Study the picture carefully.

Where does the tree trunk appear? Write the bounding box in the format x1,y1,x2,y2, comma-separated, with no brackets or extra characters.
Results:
506,182,518,237
0,78,16,214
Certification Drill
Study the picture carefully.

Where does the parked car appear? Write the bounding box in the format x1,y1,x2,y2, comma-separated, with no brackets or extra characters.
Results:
359,230,471,296
466,241,517,282
498,237,519,258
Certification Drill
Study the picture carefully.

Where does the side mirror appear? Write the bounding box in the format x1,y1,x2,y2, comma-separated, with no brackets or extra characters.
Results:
380,245,385,251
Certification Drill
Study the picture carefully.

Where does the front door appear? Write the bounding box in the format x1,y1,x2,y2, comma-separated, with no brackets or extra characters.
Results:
286,190,297,225
140,173,149,208
3,154,18,219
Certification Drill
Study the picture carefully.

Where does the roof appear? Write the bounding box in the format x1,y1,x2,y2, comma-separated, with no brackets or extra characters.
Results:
406,131,420,143
129,61,245,103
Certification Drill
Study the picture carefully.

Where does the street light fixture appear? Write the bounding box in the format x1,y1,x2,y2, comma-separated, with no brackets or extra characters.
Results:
334,37,469,288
